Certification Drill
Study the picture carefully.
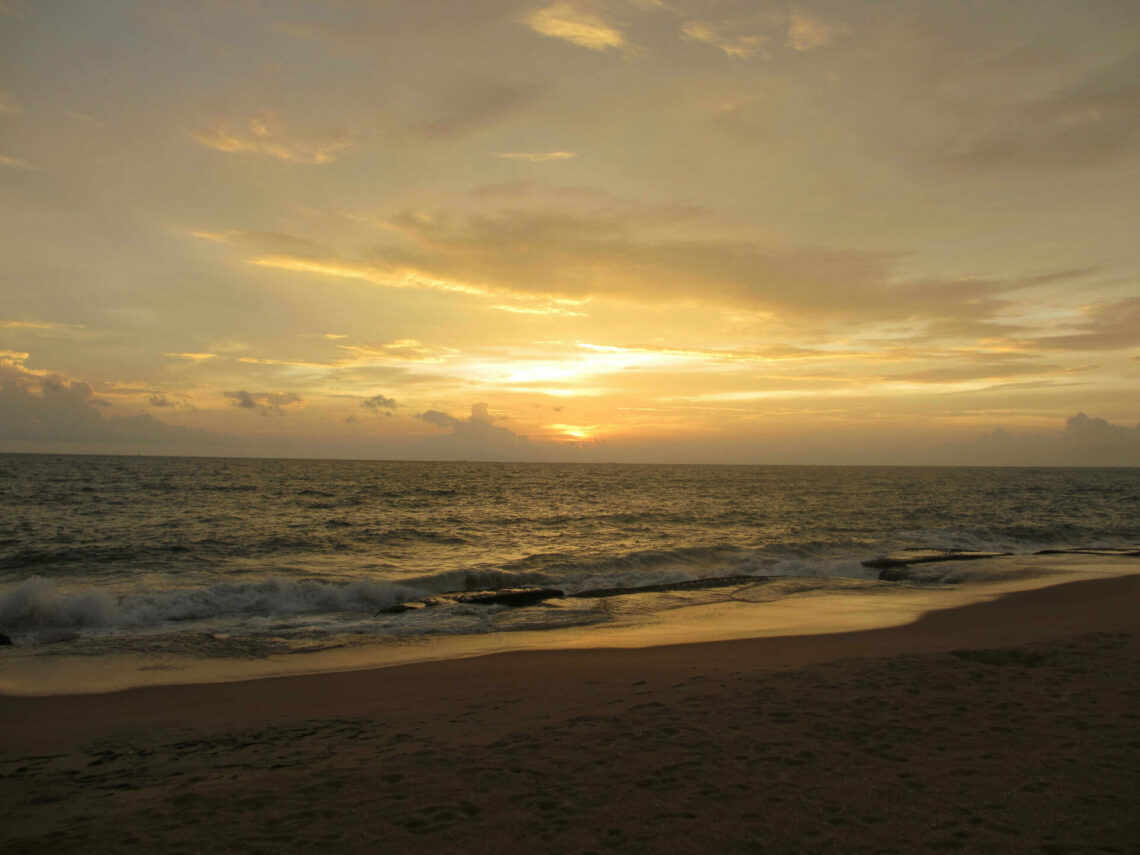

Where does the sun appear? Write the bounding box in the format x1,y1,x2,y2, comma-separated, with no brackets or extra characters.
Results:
548,423,599,441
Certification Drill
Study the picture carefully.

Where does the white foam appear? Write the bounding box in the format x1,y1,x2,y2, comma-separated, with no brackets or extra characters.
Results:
0,576,428,633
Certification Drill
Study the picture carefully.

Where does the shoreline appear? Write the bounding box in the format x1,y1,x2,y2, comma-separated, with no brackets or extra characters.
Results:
2,567,1137,753
1,552,1136,699
2,570,1138,853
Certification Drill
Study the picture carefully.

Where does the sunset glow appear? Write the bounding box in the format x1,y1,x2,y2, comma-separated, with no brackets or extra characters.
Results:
1,1,1137,464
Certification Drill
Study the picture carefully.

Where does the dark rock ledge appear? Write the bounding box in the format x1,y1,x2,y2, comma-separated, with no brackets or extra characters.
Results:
862,550,1011,582
377,587,565,614
1033,547,1140,557
376,575,776,615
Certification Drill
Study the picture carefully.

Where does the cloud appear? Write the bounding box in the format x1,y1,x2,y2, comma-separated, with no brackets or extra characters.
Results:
495,151,578,162
193,208,1101,342
63,110,106,127
148,394,196,412
166,352,220,361
361,393,397,413
191,229,318,255
411,79,545,142
941,57,1140,171
524,2,632,53
0,152,34,170
884,360,1076,385
415,403,535,460
417,409,457,430
236,356,333,368
970,413,1140,467
576,340,822,365
491,299,588,317
0,360,217,446
337,339,457,364
785,11,844,52
247,254,493,297
681,20,765,59
224,390,304,415
0,319,84,332
192,113,351,164
282,208,1086,327
1025,297,1140,352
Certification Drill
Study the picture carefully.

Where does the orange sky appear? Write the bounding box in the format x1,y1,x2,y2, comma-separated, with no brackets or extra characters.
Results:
1,1,1138,464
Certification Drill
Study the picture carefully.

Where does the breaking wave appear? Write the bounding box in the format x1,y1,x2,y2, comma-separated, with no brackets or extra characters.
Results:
0,576,425,632
0,544,878,636
1,456,1136,653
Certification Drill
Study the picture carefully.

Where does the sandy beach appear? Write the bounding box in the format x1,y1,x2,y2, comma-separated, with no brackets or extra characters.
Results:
2,565,1138,854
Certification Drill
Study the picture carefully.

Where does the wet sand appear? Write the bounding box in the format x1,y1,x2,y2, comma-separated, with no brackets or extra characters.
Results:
1,570,1139,853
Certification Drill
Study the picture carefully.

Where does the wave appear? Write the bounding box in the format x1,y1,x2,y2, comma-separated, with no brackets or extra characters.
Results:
0,576,429,633
0,543,868,635
3,529,1135,638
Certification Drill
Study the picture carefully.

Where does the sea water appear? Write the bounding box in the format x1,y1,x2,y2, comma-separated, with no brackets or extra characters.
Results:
0,454,1137,674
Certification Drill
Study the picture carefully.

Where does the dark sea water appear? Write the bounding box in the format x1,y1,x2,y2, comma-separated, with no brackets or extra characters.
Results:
0,454,1137,665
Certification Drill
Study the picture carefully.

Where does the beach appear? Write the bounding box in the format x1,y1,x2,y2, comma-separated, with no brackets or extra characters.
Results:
5,1,1140,850
2,558,1138,854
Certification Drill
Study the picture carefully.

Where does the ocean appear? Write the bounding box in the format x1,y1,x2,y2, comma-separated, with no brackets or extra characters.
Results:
1,454,1137,682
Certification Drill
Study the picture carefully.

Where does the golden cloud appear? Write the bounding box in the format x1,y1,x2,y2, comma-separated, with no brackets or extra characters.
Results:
525,2,631,52
0,152,34,170
192,113,351,164
785,11,844,52
248,255,491,297
165,352,220,361
680,20,765,59
495,151,579,162
336,339,458,364
0,320,84,330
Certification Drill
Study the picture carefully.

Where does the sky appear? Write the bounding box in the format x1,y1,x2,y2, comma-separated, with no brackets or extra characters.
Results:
1,0,1138,465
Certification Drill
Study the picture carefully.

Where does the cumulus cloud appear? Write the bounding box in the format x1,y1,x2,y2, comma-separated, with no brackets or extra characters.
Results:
970,413,1140,467
361,393,397,414
224,390,304,415
0,359,216,446
148,394,196,412
415,403,535,460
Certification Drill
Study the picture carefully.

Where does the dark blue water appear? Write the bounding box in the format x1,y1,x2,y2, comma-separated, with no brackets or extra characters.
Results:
0,454,1137,657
